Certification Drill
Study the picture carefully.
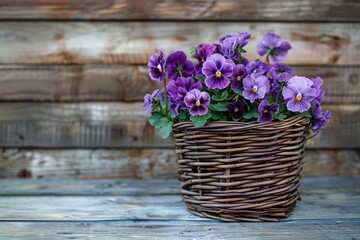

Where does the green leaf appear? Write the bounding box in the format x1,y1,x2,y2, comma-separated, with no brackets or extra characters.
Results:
242,110,260,120
190,46,198,54
234,89,243,96
159,117,174,139
272,112,287,121
178,110,188,121
211,90,228,101
267,95,275,103
149,112,164,128
300,111,312,118
211,111,223,120
194,75,205,82
209,102,229,112
190,112,212,127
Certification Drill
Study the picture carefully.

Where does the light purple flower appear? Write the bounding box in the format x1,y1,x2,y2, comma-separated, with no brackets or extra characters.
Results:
184,89,210,116
148,51,166,82
312,110,331,133
227,101,244,119
157,88,165,104
219,32,251,61
243,75,270,103
167,77,203,103
282,76,317,112
231,64,246,91
245,61,270,77
169,98,181,116
193,43,217,74
166,51,194,80
202,53,234,89
256,32,292,62
270,62,293,82
143,89,159,114
258,100,279,123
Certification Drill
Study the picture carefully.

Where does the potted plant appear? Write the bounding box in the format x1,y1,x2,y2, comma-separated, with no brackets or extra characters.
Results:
143,32,331,221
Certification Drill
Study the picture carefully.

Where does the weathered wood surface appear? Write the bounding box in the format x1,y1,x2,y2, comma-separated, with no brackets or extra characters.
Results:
0,178,359,221
0,149,359,179
0,103,357,148
0,22,358,65
0,178,358,239
0,177,358,196
0,65,157,102
0,221,359,240
0,0,359,22
0,65,358,103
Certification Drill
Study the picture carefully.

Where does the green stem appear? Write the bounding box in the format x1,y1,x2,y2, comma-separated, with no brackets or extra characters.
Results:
163,78,169,116
265,53,270,64
275,82,286,104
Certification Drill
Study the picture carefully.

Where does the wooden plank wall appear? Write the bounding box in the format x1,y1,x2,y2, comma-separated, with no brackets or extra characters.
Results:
0,0,359,179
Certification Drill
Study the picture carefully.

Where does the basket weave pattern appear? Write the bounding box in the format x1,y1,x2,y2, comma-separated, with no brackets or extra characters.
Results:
173,116,311,222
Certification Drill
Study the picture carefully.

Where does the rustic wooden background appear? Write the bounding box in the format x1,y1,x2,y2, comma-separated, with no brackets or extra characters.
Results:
0,0,359,179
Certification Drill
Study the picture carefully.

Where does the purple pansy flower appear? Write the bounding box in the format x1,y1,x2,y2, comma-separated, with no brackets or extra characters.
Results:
184,89,210,116
167,77,203,103
243,75,270,103
227,101,245,119
219,32,251,61
202,53,234,89
193,43,217,74
256,32,292,62
166,51,194,80
148,51,166,82
231,64,246,91
143,89,159,114
270,62,293,82
245,61,270,77
157,88,165,104
282,76,317,112
258,100,279,123
312,110,331,133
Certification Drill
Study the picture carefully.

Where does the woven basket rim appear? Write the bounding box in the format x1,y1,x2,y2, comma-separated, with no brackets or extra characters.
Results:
173,115,311,131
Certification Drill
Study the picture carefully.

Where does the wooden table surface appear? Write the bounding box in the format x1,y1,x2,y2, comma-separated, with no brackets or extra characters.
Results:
0,177,359,239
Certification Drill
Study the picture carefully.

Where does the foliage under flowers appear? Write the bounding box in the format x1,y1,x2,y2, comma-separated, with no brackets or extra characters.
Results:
144,32,331,138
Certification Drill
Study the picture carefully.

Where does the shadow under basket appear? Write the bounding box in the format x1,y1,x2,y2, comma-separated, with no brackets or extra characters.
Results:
172,115,311,222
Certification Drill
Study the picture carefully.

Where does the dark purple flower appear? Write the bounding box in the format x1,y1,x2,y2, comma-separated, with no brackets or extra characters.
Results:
231,64,246,91
219,32,251,61
143,89,158,114
270,62,293,82
258,100,279,123
167,77,203,103
269,77,280,99
243,75,270,103
166,51,194,80
312,110,331,133
202,53,234,89
256,32,292,62
193,44,217,74
184,89,210,116
169,98,181,116
227,101,244,119
282,76,317,112
310,102,322,119
148,51,166,82
245,61,270,77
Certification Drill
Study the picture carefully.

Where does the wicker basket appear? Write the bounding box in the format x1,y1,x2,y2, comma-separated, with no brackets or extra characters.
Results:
172,115,311,222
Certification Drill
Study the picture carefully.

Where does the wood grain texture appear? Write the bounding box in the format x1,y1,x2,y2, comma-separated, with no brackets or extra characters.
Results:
0,0,359,22
0,178,359,239
1,177,359,196
1,149,359,179
0,22,358,65
0,221,359,240
0,65,358,103
0,178,359,221
0,103,357,148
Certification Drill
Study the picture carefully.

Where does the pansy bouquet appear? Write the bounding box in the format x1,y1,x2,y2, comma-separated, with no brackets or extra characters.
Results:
144,32,331,138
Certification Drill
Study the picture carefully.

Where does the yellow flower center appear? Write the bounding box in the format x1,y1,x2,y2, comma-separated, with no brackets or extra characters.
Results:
236,76,241,81
252,86,258,93
296,94,302,102
234,108,239,112
215,71,222,78
195,101,201,107
263,110,268,113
